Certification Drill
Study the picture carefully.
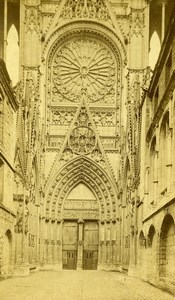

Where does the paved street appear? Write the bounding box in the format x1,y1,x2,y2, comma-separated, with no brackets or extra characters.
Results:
0,271,174,300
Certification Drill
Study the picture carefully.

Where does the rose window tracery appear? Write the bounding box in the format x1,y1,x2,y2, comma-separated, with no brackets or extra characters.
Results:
69,126,96,155
68,106,96,155
52,38,116,103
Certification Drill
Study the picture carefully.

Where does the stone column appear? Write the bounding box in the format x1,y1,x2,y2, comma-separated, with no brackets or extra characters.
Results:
170,93,175,189
106,221,111,268
144,167,150,213
53,221,57,265
98,221,105,270
161,1,167,43
166,128,173,193
153,151,159,204
56,220,62,270
47,220,52,265
116,217,121,264
39,216,45,267
111,220,117,268
3,0,7,61
77,219,84,270
35,205,40,271
14,194,29,276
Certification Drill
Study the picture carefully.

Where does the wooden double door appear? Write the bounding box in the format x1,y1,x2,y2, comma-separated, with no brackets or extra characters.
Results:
62,221,98,270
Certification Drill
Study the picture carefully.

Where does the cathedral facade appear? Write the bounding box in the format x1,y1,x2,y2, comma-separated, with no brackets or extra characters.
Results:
0,0,175,295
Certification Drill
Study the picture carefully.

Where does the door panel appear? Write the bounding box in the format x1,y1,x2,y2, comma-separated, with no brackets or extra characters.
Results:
62,221,78,269
83,250,98,270
83,221,99,270
63,221,78,249
63,250,77,270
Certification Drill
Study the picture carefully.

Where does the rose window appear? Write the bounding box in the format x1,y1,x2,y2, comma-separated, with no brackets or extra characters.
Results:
69,126,96,155
52,37,116,102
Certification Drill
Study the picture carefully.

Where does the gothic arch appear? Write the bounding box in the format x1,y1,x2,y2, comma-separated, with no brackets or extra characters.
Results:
43,20,126,65
43,21,125,112
147,225,156,245
137,230,145,271
148,224,155,235
159,214,175,279
139,230,145,247
45,156,118,222
147,224,156,282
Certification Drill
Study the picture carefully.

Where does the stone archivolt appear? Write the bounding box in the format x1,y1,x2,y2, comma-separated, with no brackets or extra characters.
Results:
44,21,126,65
45,156,117,222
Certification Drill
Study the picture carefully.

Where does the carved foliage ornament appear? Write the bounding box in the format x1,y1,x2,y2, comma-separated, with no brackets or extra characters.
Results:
129,8,145,37
25,7,40,34
61,0,109,21
52,37,116,103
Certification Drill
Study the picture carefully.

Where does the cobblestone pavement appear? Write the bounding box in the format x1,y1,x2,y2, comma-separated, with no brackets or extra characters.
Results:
0,271,174,300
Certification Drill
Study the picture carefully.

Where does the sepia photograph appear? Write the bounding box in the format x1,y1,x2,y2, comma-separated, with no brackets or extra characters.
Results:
0,0,175,299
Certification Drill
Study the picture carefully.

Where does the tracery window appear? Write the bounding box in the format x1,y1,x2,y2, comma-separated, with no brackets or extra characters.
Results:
6,24,19,85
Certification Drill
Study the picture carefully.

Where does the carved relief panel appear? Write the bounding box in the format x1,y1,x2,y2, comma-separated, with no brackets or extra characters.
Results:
60,0,110,21
63,184,99,220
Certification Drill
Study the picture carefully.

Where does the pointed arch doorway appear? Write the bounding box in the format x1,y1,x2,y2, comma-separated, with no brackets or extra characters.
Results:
62,183,99,270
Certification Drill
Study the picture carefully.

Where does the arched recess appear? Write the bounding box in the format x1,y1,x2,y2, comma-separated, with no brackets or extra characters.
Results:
159,214,175,280
43,156,118,269
2,230,13,276
45,22,124,103
42,21,126,145
43,21,126,65
45,156,118,222
147,225,156,282
138,231,145,272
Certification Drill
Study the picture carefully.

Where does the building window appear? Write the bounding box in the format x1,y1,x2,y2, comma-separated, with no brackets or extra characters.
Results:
6,24,19,86
149,31,161,70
